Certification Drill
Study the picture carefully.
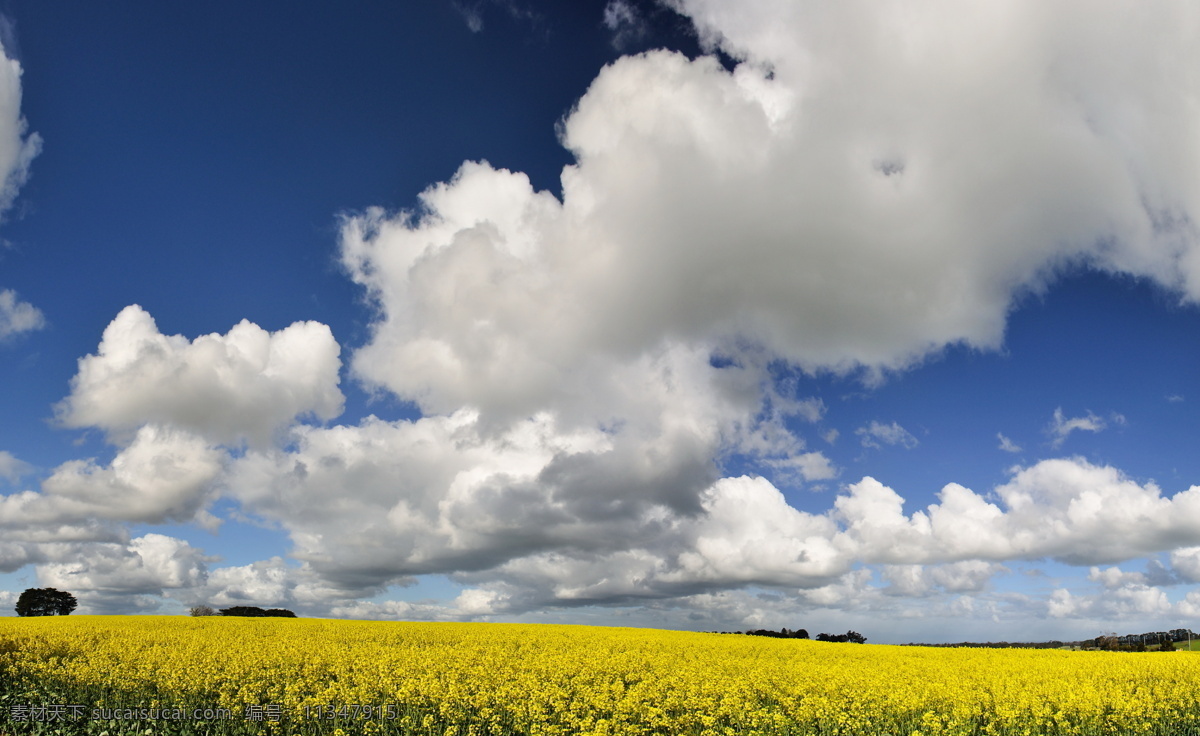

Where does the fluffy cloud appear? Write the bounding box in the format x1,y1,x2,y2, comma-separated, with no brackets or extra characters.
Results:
16,542,370,616
182,556,423,615
224,411,848,609
20,2,1200,631
346,2,1200,420
330,598,459,621
56,305,343,447
766,451,836,483
1088,565,1147,589
22,534,217,614
1178,591,1200,618
222,409,1200,615
330,1,1200,623
674,0,1200,290
1169,547,1200,583
8,308,345,547
0,289,44,340
19,447,1198,625
227,409,687,592
0,37,39,216
37,534,211,595
1047,584,1173,620
837,459,1200,567
1,424,224,534
196,558,296,608
881,561,1004,597
0,539,44,573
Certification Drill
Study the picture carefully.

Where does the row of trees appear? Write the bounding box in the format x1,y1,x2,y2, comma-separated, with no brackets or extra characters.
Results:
1087,630,1195,652
907,629,1200,651
816,631,867,644
908,640,1069,649
14,589,296,618
745,627,811,639
710,627,868,644
190,605,297,617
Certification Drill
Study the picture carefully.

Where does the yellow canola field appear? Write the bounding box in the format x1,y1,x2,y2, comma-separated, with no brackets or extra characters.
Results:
3,616,1200,736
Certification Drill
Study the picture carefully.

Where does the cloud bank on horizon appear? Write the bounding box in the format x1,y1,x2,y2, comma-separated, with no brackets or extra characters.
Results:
3,0,1200,641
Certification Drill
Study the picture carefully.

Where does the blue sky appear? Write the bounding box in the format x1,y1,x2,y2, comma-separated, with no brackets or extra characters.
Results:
2,0,1200,644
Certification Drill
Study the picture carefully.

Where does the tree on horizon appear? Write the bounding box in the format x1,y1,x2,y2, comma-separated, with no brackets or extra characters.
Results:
15,587,78,617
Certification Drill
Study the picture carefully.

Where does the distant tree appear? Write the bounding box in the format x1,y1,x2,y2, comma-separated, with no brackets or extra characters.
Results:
188,605,216,617
15,587,77,617
263,608,297,618
845,630,867,644
795,628,810,639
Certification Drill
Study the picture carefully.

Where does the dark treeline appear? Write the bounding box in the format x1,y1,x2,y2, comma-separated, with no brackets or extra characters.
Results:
816,631,867,644
907,640,1068,649
219,606,297,618
747,627,810,639
707,628,867,643
907,628,1198,651
1085,629,1195,652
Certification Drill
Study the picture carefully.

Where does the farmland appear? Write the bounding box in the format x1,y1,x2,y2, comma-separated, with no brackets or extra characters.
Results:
4,616,1200,735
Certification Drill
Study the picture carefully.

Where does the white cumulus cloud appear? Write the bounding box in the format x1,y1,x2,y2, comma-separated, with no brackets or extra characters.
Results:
37,534,212,595
1170,547,1200,583
345,0,1200,424
327,1,1200,619
22,1,1200,628
27,534,219,612
2,424,224,532
1047,584,1172,620
56,305,343,447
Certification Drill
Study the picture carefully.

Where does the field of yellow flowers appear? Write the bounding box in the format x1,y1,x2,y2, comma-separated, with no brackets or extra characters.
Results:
3,617,1200,736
